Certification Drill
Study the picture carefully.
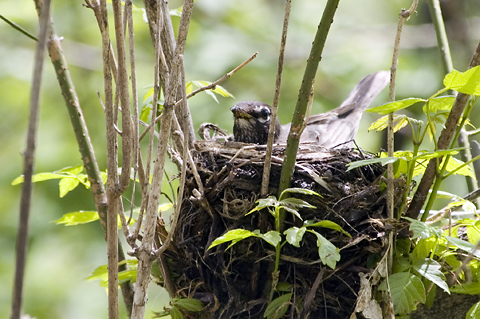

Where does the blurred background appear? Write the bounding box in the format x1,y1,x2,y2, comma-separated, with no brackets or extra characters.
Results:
1,0,480,318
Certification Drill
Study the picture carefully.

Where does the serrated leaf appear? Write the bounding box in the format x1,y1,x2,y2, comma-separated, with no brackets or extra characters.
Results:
444,236,480,258
284,227,306,247
379,272,426,315
264,293,292,319
54,211,99,226
59,177,80,198
442,156,475,178
412,258,449,293
466,301,480,319
304,220,351,237
173,298,203,312
347,157,397,171
450,282,480,295
367,98,425,114
403,217,442,239
443,66,480,95
309,230,340,269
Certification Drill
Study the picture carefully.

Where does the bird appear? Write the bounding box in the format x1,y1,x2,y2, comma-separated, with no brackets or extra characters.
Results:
230,71,389,148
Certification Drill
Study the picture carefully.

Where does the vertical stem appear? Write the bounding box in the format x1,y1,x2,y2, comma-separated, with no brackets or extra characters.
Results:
11,1,51,318
278,0,340,227
261,0,292,197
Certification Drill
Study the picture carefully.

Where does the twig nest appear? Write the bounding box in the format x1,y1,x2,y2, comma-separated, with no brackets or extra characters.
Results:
166,140,406,318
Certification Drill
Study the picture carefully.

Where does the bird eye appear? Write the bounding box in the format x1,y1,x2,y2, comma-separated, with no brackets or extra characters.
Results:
260,107,270,117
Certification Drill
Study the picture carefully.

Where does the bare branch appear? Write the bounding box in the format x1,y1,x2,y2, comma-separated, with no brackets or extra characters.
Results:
11,2,51,318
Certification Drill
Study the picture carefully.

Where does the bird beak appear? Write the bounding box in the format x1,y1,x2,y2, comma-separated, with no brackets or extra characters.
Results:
230,105,252,119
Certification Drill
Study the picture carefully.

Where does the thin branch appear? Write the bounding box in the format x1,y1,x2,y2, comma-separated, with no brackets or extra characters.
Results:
277,0,340,229
131,1,195,318
112,0,133,194
261,0,291,197
11,2,50,318
184,51,258,100
389,1,418,220
0,14,38,41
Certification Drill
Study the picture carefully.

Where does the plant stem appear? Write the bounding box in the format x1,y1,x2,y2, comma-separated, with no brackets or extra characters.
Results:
261,0,292,197
11,2,50,318
278,0,340,228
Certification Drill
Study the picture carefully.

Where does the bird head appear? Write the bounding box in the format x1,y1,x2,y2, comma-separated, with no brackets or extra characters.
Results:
230,101,281,144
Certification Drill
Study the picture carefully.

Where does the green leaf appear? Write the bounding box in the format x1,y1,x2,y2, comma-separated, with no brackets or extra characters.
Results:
403,217,442,239
367,98,425,114
368,114,409,132
413,149,460,161
443,66,480,95
309,230,340,269
284,227,306,247
54,211,99,226
304,220,351,237
279,187,322,199
118,269,137,285
346,157,397,171
58,177,80,198
58,164,84,175
442,156,475,178
256,230,282,248
139,105,152,123
379,272,426,315
208,229,280,250
423,96,455,114
444,236,480,258
208,229,256,250
169,306,184,319
264,293,292,319
173,298,203,312
12,172,63,185
411,238,437,265
450,282,480,295
412,258,449,293
466,301,480,319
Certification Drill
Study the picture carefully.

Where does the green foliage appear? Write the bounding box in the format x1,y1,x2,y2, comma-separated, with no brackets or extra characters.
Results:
152,297,203,318
208,188,350,316
379,272,426,315
11,165,103,198
87,259,138,287
264,293,292,319
53,211,99,226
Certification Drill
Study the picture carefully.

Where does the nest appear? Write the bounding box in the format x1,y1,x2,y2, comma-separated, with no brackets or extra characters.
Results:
165,140,406,318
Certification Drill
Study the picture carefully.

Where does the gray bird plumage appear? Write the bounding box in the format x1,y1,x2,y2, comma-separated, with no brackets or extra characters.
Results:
231,71,390,147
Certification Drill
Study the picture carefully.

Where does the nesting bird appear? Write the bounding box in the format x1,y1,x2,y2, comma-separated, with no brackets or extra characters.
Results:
230,71,389,148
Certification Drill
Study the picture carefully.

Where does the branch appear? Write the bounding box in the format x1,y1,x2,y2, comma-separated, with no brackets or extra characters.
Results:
277,0,340,227
112,0,133,194
185,51,258,100
406,39,480,219
388,1,418,220
261,0,291,197
0,14,38,41
131,1,195,318
11,2,50,318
